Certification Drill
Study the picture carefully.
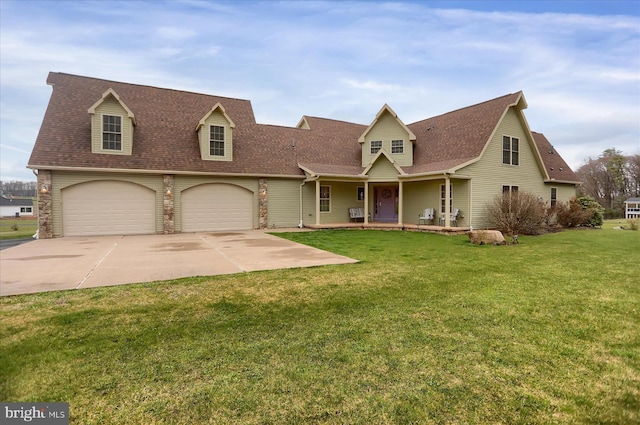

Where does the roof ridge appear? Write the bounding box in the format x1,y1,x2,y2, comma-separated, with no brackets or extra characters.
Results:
409,91,522,125
303,115,367,126
48,72,252,103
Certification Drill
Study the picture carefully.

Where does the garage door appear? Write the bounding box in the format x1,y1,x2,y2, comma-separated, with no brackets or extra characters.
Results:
182,183,253,232
62,181,156,236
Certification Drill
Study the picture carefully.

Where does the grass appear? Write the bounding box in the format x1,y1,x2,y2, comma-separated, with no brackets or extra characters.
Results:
0,218,37,240
1,222,638,424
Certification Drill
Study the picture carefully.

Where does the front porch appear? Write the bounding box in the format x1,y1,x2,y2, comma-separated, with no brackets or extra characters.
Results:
304,222,470,235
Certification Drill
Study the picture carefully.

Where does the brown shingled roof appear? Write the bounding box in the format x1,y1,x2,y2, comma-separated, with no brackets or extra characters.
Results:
532,131,580,183
405,92,523,174
29,73,577,181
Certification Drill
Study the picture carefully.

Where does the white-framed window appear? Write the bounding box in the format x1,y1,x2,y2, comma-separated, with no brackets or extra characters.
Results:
370,140,382,154
210,125,225,156
502,135,519,165
357,187,365,201
550,187,557,207
440,184,453,214
20,207,32,213
320,185,331,212
502,185,519,194
391,139,404,154
102,115,122,150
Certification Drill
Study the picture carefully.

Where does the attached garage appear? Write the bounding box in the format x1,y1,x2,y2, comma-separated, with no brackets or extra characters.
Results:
62,180,156,236
181,183,253,232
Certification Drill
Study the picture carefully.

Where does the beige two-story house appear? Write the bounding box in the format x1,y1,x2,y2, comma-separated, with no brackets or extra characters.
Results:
28,73,580,238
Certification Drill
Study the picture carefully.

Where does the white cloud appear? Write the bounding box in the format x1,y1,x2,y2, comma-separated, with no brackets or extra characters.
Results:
0,1,638,180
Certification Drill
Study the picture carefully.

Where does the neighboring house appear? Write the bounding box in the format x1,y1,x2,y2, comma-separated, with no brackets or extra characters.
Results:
28,72,580,238
0,196,34,217
625,198,640,219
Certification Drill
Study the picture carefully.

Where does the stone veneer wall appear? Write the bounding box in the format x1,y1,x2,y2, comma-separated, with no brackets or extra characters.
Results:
37,170,53,239
259,178,267,229
163,174,175,234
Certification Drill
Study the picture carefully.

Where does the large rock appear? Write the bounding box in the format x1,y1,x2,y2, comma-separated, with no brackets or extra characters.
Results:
468,230,506,245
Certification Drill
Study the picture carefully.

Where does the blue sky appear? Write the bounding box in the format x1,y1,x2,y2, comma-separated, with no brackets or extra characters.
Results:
1,0,639,181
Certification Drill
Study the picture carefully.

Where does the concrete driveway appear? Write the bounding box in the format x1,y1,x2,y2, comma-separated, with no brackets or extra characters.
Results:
0,231,358,296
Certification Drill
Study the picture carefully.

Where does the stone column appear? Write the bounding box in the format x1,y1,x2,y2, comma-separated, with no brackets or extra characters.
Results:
258,178,268,229
163,174,175,234
37,170,53,239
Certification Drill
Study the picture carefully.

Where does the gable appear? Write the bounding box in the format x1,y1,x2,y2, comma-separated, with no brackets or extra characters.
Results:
360,107,415,167
364,152,404,180
458,107,549,187
196,103,235,162
88,90,135,156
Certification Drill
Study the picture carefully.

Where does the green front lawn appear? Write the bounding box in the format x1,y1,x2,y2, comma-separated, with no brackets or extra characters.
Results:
0,218,37,240
1,225,638,424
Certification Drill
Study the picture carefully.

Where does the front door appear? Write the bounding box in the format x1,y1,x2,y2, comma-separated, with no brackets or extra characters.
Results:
374,186,398,222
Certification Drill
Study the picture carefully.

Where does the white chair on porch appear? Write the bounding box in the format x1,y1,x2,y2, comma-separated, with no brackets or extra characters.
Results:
439,208,460,226
418,208,435,225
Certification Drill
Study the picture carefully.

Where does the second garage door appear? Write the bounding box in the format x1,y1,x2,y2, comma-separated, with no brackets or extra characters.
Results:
181,183,253,232
62,180,156,236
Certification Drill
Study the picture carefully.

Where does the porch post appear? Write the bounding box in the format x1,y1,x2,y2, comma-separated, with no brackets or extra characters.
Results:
444,175,451,228
398,181,403,226
364,181,369,224
315,179,321,226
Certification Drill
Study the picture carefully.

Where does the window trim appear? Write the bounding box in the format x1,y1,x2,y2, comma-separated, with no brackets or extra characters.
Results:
102,114,123,151
502,135,519,166
550,187,557,207
20,207,33,213
320,185,331,213
391,139,404,154
370,140,382,155
357,186,365,202
209,124,225,157
502,185,519,194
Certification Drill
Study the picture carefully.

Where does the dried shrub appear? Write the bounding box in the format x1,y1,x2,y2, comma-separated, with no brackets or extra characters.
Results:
485,191,549,235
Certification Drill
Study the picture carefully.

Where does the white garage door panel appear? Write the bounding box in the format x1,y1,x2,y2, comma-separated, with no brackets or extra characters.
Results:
62,181,155,236
182,184,252,232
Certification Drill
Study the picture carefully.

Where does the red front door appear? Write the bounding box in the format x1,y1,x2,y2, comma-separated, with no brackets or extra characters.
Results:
374,186,397,222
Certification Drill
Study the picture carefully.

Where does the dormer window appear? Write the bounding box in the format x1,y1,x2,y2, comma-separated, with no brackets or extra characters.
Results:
88,88,135,156
103,115,122,150
391,139,404,154
371,140,382,154
210,125,225,156
196,103,235,162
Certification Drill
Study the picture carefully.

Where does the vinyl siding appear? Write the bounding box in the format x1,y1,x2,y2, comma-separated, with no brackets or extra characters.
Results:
266,178,303,228
91,98,133,155
367,156,401,180
51,171,163,237
198,110,233,161
459,107,559,228
301,181,364,225
173,176,258,231
402,179,469,226
362,112,413,167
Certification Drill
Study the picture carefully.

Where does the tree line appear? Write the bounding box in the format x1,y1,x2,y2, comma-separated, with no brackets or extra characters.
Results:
0,180,37,198
576,149,640,216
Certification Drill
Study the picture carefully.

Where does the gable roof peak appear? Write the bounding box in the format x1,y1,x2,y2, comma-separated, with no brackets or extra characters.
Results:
87,87,136,125
358,103,416,143
196,102,236,131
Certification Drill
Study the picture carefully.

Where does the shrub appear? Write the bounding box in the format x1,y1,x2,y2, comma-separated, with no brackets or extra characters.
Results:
485,191,548,235
555,196,604,228
627,218,639,231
